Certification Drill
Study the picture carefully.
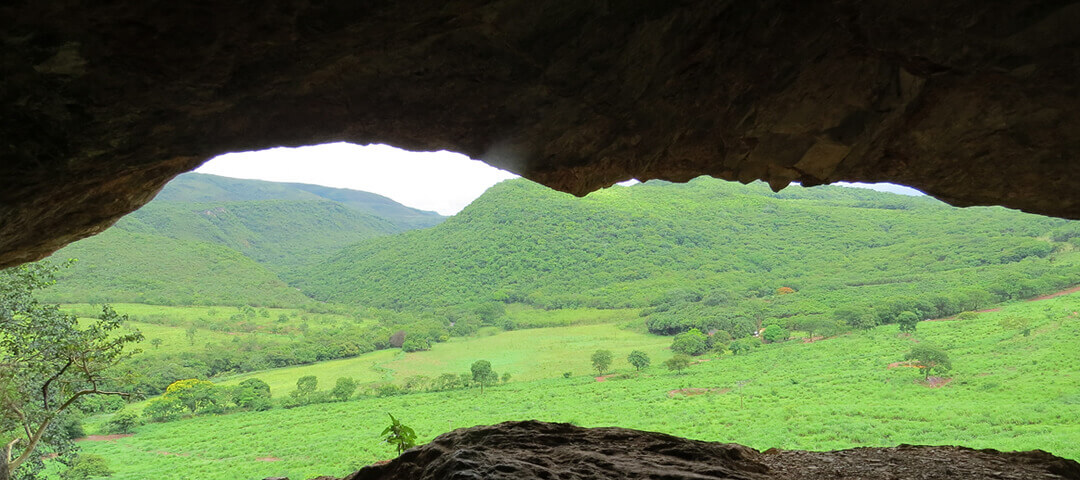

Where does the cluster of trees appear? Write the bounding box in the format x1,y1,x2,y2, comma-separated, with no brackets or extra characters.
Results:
143,378,274,421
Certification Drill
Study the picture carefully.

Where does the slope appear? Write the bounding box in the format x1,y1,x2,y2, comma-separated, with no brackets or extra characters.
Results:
41,228,310,307
77,294,1080,480
292,177,1080,316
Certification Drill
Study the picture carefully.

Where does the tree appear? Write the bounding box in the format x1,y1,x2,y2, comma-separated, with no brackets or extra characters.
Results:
1,263,142,480
897,311,919,333
232,378,272,411
150,338,163,349
470,360,497,394
501,372,511,384
729,337,760,355
671,328,708,356
164,379,222,414
663,354,691,373
294,376,318,397
904,346,952,379
626,350,651,371
330,377,357,401
185,324,198,345
401,337,430,352
591,350,613,375
835,306,876,330
762,324,789,343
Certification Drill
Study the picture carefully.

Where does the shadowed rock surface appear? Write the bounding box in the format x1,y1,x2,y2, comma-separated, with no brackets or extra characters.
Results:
3,1,1080,267
328,421,1080,480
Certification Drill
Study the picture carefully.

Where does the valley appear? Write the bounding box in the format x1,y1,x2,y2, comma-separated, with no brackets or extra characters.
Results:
5,173,1080,480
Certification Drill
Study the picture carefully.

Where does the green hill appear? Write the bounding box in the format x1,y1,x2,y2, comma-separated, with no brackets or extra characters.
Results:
292,178,1080,325
155,173,444,230
120,173,445,271
40,173,447,305
41,228,309,307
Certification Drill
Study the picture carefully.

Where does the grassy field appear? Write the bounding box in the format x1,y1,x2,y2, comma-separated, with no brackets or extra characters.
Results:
72,293,1080,480
214,319,667,394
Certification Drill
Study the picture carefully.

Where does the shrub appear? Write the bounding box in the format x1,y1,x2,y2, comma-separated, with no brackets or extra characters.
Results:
663,354,692,373
762,324,789,343
671,328,708,355
105,410,140,434
330,377,357,401
60,454,112,480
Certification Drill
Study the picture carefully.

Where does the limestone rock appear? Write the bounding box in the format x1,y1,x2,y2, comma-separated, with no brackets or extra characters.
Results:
3,1,1080,267
330,421,1080,480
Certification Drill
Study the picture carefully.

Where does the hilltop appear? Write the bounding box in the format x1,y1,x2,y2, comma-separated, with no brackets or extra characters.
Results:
292,178,1080,321
42,173,446,306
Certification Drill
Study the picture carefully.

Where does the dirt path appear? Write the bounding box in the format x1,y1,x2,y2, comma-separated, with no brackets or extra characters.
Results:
1028,284,1080,301
595,374,617,382
928,284,1079,322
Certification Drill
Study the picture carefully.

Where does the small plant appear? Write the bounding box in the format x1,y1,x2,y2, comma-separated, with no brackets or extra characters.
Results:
381,413,417,455
562,371,572,378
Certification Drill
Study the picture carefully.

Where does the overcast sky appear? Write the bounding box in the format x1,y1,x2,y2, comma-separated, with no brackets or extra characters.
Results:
195,143,923,215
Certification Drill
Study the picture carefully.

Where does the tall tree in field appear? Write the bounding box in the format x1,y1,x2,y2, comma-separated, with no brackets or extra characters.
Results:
591,350,613,375
904,346,952,380
1,263,142,480
627,351,650,371
470,360,496,394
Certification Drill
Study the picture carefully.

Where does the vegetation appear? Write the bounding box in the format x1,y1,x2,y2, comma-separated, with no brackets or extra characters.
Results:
591,350,613,375
380,414,417,455
65,295,1080,480
0,263,140,480
41,173,443,306
294,179,1078,325
470,361,497,394
904,346,953,380
663,354,692,373
626,351,650,371
10,175,1079,480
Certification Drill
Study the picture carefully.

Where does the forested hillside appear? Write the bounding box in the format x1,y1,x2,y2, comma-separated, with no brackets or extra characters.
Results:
293,178,1080,333
41,229,310,306
41,174,446,305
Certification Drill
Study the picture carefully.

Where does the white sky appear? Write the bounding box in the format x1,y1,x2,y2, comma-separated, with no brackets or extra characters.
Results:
196,143,923,215
196,143,518,216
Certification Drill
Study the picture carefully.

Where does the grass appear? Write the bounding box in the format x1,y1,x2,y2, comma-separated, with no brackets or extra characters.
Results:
213,320,669,394
65,303,367,335
72,293,1080,480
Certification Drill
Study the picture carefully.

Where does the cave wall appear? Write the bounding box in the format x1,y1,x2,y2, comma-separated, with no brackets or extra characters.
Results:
2,0,1079,268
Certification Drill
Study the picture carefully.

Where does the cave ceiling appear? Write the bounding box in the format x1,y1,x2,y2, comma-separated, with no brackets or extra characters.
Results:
2,0,1079,268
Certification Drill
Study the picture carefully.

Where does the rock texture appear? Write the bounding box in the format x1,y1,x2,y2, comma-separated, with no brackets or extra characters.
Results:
337,421,1080,480
2,1,1080,267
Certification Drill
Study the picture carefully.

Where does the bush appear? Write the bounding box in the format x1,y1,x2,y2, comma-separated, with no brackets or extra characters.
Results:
671,328,708,355
401,337,431,352
232,378,273,411
663,354,692,373
143,396,185,422
762,324,789,343
330,377,358,401
60,454,112,480
730,337,760,355
105,410,139,434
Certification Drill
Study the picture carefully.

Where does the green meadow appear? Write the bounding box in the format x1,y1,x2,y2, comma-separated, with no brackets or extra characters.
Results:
75,294,1080,480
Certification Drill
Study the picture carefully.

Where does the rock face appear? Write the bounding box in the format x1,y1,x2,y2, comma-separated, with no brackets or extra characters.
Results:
339,421,1080,480
2,1,1079,267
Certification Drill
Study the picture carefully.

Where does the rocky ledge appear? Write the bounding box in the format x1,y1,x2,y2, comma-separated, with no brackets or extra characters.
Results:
308,421,1080,480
